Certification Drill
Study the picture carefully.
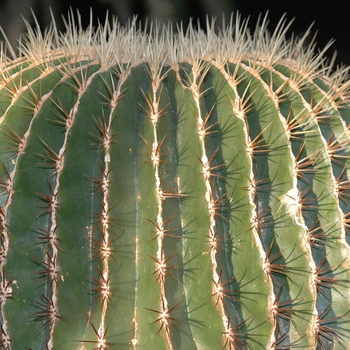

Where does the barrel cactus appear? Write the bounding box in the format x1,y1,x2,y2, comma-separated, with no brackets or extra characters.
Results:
0,11,350,349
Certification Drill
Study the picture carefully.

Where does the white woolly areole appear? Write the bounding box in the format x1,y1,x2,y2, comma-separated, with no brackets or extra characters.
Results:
279,187,302,223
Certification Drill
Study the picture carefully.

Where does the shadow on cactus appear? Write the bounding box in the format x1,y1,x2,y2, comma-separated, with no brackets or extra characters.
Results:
0,9,350,350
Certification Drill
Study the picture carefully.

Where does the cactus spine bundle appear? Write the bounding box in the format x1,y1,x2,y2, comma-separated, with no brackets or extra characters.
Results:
0,11,350,349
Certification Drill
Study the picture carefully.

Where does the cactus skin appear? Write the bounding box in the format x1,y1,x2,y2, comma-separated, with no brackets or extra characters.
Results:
0,12,350,350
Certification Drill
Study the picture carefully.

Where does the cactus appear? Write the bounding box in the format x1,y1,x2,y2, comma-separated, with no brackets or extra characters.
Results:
0,11,350,349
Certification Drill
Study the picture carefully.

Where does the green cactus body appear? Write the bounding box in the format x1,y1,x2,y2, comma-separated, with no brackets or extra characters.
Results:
0,12,350,349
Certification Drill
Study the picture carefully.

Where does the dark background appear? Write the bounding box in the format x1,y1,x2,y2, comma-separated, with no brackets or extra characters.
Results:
0,0,349,67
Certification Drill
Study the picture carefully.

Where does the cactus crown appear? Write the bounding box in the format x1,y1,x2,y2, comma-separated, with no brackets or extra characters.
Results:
1,10,350,350
0,12,345,82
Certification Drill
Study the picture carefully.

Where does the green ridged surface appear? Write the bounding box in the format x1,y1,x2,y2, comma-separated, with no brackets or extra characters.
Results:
0,14,350,349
